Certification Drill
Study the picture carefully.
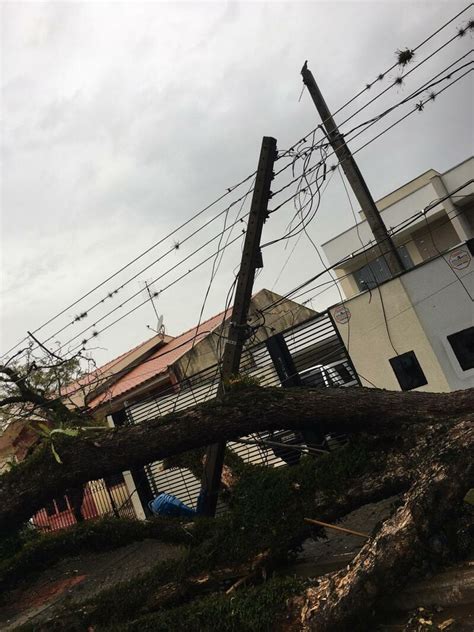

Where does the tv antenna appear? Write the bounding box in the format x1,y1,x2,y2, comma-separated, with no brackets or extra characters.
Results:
144,281,165,337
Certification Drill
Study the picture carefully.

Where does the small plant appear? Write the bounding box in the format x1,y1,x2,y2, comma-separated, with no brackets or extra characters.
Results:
34,424,106,464
35,423,80,463
396,48,415,66
223,373,261,391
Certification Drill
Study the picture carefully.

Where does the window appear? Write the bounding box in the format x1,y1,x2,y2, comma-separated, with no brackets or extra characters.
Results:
447,327,474,371
354,246,413,292
389,351,427,391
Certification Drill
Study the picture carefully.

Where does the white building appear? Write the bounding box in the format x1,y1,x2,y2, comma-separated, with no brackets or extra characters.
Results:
322,156,474,299
321,157,474,393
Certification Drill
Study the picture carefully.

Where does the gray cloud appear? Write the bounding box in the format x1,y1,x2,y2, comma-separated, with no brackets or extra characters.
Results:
1,0,472,363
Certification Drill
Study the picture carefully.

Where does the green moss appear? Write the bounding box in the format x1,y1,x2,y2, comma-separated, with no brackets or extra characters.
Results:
223,374,262,391
99,576,303,632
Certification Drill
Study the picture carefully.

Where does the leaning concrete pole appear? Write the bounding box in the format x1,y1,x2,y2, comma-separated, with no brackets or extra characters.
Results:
301,62,403,276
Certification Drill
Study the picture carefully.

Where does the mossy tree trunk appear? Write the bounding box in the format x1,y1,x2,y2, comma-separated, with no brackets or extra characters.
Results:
0,386,472,537
296,420,474,631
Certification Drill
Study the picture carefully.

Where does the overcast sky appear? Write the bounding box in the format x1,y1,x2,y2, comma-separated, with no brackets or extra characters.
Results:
1,0,473,366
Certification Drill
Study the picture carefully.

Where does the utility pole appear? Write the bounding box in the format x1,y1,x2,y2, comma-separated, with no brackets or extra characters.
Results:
301,62,403,276
199,136,277,517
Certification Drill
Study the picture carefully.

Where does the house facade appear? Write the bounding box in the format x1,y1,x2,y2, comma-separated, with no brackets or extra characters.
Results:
321,157,473,393
322,156,473,299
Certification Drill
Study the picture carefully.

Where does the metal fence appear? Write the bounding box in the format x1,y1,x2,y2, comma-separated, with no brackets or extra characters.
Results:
31,473,136,532
126,311,359,512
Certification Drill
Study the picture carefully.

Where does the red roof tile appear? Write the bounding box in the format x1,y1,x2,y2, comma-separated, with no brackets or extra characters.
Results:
61,332,171,398
87,309,228,410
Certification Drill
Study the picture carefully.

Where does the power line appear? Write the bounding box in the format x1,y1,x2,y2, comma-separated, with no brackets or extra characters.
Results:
61,231,246,356
63,67,472,356
259,182,473,315
283,204,472,307
5,190,470,397
267,62,472,222
1,172,257,360
3,5,471,362
276,3,473,161
336,32,469,132
175,176,257,408
38,195,254,350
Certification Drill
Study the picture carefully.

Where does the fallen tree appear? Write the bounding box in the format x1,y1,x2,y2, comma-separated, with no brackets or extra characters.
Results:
298,419,474,631
0,386,472,535
1,375,473,630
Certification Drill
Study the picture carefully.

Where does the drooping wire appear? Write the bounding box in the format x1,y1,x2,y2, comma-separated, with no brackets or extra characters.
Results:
1,171,258,360
4,8,472,366
51,67,474,359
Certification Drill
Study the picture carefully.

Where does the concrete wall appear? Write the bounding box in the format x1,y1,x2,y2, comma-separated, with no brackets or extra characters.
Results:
442,157,474,196
173,289,316,378
322,157,473,271
400,245,474,391
329,278,451,392
322,180,443,265
411,216,461,262
329,244,474,393
332,209,461,300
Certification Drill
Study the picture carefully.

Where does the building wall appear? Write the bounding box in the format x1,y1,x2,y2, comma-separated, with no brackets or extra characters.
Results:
411,216,461,262
332,210,462,300
334,268,359,301
322,157,473,286
442,157,474,195
329,280,450,393
322,180,444,265
462,203,474,233
400,245,474,391
173,289,316,378
329,244,473,393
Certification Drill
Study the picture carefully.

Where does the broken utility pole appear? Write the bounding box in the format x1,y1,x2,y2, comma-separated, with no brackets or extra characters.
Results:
199,135,278,517
301,62,404,276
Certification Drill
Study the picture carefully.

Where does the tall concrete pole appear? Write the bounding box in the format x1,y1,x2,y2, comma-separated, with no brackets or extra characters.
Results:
301,62,403,275
199,136,277,517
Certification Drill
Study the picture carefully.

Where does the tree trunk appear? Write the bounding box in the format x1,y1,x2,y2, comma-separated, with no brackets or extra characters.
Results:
297,419,474,631
0,386,472,536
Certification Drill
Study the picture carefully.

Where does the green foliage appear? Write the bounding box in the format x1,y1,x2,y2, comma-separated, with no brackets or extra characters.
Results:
102,576,303,632
86,439,372,627
223,373,262,391
34,423,80,463
0,524,40,565
79,557,187,628
11,438,374,631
